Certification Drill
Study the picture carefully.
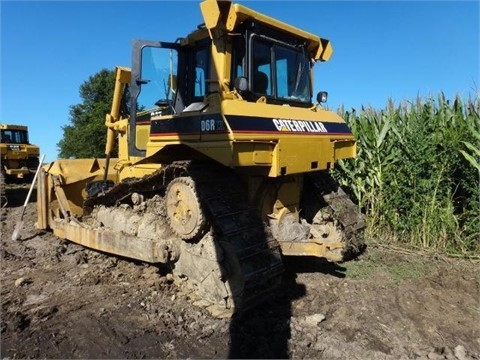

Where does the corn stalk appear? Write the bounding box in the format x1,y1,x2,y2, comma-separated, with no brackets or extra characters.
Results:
334,94,480,255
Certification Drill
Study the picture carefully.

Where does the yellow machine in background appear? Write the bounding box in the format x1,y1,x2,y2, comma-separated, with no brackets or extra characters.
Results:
1,124,40,182
37,0,365,315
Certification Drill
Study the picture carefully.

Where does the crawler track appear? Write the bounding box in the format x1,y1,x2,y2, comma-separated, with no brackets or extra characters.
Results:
305,171,366,261
85,161,284,315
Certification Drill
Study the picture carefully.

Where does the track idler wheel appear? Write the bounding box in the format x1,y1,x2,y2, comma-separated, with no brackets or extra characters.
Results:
165,177,207,241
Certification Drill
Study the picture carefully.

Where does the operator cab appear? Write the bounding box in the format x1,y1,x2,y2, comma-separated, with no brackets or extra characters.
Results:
1,128,29,144
128,21,315,119
231,20,313,106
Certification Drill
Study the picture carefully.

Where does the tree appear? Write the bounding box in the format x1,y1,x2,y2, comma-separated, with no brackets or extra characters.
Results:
57,69,116,158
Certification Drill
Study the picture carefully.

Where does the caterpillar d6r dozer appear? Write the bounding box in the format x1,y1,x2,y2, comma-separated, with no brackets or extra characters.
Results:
37,0,365,316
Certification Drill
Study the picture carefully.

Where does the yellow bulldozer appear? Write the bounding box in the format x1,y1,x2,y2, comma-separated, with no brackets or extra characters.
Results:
1,124,40,183
37,0,366,315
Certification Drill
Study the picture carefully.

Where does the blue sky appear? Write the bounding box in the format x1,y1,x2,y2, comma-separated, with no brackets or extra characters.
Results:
1,1,479,162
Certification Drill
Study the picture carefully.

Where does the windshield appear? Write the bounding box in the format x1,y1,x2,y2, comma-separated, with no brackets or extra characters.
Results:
138,46,178,111
251,37,311,103
1,129,29,144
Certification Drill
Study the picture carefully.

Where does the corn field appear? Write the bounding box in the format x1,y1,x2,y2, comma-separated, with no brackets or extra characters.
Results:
333,93,480,255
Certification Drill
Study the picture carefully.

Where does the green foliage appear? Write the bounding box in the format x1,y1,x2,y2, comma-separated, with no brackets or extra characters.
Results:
57,69,116,158
334,94,480,255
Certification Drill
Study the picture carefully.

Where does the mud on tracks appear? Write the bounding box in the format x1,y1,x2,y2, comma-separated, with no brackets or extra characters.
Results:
1,192,479,359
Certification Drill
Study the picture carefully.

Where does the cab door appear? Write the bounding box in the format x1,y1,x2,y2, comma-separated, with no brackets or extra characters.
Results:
129,40,183,156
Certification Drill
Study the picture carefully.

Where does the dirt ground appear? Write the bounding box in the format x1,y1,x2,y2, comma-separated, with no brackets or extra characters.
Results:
1,184,479,359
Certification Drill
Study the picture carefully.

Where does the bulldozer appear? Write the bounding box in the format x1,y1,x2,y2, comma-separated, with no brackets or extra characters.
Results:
1,124,40,183
37,0,366,315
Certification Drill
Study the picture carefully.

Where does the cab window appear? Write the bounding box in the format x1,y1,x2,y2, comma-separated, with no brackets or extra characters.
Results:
250,35,311,103
138,46,178,111
194,47,209,98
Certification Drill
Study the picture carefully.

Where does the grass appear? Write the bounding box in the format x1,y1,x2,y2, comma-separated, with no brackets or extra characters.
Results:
344,247,429,284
